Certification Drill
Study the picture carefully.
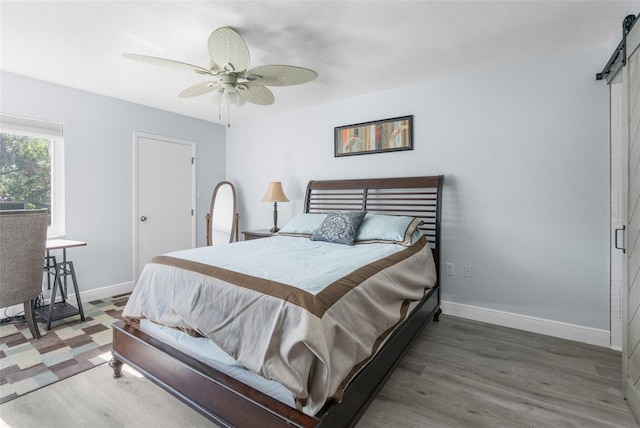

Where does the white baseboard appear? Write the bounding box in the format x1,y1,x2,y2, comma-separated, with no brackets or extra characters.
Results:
73,281,135,303
441,300,612,349
1,281,135,318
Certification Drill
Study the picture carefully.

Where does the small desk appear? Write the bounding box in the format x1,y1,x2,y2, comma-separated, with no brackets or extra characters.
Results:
36,239,86,330
242,229,274,241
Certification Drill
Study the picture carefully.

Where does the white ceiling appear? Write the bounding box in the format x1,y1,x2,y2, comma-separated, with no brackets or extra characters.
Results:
0,1,633,126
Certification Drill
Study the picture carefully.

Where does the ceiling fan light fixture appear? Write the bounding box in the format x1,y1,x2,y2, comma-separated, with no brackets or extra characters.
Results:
223,86,239,104
233,96,246,108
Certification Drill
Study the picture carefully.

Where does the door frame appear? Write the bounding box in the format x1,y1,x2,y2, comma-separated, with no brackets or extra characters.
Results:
133,131,196,282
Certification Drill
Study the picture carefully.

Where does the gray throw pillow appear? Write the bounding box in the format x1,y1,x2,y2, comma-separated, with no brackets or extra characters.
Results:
310,211,366,245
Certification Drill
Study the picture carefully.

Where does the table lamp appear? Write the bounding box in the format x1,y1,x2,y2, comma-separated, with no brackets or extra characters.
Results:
261,182,289,233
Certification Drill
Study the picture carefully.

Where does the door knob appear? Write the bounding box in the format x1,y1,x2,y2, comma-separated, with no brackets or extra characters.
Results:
140,216,147,222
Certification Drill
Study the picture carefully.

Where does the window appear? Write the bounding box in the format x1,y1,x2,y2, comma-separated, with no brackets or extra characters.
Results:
0,114,65,237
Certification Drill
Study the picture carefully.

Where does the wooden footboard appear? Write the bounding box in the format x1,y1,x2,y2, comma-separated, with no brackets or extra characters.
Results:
111,320,317,427
111,285,440,428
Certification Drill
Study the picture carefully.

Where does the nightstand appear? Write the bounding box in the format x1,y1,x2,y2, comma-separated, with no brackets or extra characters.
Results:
242,229,274,240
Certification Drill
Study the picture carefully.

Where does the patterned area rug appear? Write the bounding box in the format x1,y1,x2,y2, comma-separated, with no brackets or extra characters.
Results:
0,293,129,404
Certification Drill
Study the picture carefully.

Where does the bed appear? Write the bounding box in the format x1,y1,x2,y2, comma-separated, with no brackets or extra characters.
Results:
110,175,444,427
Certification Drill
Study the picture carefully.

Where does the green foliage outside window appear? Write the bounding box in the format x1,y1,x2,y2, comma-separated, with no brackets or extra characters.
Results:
0,132,51,212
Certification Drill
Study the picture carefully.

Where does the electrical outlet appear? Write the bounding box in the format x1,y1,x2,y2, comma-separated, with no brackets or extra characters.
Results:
445,263,454,276
464,265,472,278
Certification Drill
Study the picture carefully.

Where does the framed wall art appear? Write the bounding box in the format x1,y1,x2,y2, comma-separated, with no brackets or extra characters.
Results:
334,115,413,157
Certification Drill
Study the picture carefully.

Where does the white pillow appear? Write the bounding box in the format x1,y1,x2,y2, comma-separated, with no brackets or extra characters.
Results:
355,214,423,246
276,213,327,237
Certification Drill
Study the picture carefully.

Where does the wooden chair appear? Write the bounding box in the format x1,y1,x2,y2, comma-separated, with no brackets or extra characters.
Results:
0,209,48,339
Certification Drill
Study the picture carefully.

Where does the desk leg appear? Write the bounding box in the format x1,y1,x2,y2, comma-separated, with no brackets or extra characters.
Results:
67,261,85,321
45,268,62,330
39,247,85,329
61,248,68,303
44,253,57,290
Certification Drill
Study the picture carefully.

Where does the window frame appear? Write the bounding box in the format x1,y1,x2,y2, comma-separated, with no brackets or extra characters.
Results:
0,114,65,238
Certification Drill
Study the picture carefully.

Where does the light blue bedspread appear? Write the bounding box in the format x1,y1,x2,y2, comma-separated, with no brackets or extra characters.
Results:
167,235,408,295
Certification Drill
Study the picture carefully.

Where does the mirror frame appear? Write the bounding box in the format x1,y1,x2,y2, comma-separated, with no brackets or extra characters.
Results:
206,181,239,245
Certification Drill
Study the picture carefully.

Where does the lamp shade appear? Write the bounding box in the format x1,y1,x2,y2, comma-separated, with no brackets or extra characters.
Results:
261,182,289,202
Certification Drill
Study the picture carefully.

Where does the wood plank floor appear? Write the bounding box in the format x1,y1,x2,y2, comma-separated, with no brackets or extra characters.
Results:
0,315,637,427
358,315,638,427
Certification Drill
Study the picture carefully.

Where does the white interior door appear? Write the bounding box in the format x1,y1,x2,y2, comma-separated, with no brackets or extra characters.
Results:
624,20,640,422
134,132,195,280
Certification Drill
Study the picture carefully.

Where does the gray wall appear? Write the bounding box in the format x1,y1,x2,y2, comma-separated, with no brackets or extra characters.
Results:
226,48,610,330
1,71,226,294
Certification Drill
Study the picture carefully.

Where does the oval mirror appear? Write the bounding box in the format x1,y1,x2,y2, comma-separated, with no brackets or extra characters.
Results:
206,181,238,245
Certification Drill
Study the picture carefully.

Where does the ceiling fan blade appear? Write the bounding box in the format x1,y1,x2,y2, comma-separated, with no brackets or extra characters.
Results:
208,27,250,73
238,83,275,105
178,81,219,98
245,65,318,87
122,53,213,75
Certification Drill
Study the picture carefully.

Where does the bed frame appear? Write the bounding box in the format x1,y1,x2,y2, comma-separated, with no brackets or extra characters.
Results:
110,175,444,427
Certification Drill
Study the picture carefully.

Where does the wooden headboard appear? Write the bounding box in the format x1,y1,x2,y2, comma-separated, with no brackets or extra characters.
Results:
304,175,444,268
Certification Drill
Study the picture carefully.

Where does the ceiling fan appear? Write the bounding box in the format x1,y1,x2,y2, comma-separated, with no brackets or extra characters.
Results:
123,27,318,125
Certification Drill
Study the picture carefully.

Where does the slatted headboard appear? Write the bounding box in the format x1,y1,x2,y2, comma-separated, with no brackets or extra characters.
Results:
303,175,444,269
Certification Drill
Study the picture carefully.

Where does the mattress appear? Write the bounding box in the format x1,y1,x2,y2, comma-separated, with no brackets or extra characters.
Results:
138,318,298,409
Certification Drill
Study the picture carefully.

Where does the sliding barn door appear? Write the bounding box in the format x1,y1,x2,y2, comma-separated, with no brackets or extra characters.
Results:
624,20,640,421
